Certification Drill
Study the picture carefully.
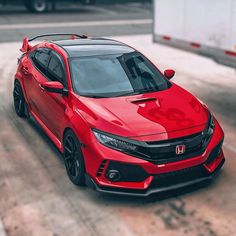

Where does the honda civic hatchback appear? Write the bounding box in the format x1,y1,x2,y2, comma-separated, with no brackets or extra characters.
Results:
13,33,225,196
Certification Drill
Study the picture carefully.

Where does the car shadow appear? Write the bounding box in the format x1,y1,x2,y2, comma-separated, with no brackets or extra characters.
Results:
7,103,64,164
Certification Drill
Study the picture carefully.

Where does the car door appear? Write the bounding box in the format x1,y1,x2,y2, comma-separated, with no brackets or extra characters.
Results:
40,50,68,139
23,47,51,123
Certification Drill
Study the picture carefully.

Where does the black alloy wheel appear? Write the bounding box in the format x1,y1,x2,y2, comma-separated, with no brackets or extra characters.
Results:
13,81,26,118
64,130,85,186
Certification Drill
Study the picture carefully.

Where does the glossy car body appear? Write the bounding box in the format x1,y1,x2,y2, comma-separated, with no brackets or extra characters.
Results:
14,34,225,196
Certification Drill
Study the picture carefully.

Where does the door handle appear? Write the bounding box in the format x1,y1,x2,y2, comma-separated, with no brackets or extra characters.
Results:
22,66,29,75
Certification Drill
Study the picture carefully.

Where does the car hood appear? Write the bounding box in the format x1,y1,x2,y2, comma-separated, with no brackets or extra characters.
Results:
77,84,209,141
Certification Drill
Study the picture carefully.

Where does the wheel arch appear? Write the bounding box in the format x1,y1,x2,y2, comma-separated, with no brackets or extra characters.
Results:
62,127,83,151
62,122,90,153
62,127,74,144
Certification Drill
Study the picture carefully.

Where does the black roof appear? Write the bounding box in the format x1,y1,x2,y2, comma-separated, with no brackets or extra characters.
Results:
54,38,134,57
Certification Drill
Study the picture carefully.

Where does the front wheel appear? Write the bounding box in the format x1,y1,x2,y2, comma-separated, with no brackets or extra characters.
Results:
63,130,86,186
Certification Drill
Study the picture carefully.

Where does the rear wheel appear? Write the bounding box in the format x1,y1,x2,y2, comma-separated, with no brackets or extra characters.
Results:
13,81,26,118
63,130,85,186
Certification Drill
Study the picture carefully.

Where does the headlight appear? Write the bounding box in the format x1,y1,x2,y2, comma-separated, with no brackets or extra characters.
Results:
93,129,138,152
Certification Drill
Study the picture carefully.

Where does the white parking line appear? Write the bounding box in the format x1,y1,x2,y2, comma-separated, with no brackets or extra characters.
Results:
0,19,152,30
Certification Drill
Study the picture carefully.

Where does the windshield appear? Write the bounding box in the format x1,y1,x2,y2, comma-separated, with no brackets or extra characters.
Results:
70,51,170,98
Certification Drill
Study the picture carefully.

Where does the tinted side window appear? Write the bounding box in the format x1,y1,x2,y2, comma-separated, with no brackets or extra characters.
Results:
33,48,50,74
29,50,36,61
47,53,65,85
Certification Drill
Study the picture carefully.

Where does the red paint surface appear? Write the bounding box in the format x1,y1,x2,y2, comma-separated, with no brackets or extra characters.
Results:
225,50,236,57
162,35,171,41
190,42,201,48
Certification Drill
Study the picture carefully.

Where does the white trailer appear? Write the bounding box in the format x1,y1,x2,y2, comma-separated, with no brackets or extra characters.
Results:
153,0,236,68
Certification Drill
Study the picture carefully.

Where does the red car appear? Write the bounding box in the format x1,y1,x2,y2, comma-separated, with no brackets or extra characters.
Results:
14,34,225,196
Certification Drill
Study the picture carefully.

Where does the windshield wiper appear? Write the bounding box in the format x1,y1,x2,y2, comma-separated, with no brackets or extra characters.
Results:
83,95,109,98
83,88,158,98
139,88,158,94
119,88,158,97
115,91,142,97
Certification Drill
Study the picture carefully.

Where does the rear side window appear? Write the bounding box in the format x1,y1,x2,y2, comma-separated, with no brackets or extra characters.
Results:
32,48,50,75
47,52,66,86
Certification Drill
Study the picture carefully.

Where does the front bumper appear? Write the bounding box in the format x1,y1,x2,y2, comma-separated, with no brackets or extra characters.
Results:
83,118,225,196
86,158,225,197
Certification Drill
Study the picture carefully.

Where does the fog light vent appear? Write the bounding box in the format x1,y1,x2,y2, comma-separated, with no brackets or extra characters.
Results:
97,160,108,177
105,161,149,182
107,170,121,182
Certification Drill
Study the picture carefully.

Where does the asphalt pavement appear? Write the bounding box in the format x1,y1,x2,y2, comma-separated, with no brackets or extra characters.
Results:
0,3,152,42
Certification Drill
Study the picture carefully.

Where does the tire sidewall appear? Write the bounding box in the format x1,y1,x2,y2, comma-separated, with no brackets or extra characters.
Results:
63,130,86,186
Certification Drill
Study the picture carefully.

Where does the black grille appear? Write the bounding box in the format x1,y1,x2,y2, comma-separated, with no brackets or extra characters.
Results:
136,131,212,165
205,140,223,165
150,165,209,188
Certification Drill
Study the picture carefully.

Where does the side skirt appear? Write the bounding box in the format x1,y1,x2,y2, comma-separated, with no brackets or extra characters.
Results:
30,110,63,152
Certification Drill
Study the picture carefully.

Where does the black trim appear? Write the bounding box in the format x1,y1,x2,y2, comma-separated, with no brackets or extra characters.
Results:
150,165,208,188
30,47,51,76
92,117,212,165
205,139,224,165
29,47,68,89
42,85,68,95
47,50,67,88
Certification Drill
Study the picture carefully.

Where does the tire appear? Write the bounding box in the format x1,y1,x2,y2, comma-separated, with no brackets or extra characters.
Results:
27,0,48,13
13,80,26,118
63,130,86,186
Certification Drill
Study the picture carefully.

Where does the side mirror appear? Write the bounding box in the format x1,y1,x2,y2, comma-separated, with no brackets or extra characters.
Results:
41,81,67,95
164,69,175,80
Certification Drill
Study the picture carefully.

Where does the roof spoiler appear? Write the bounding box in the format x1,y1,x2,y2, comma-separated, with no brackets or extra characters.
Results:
28,33,88,42
20,36,32,53
20,33,88,53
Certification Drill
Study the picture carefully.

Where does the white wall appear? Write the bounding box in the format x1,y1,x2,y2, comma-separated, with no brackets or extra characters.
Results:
154,0,185,39
231,0,236,51
154,0,236,51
